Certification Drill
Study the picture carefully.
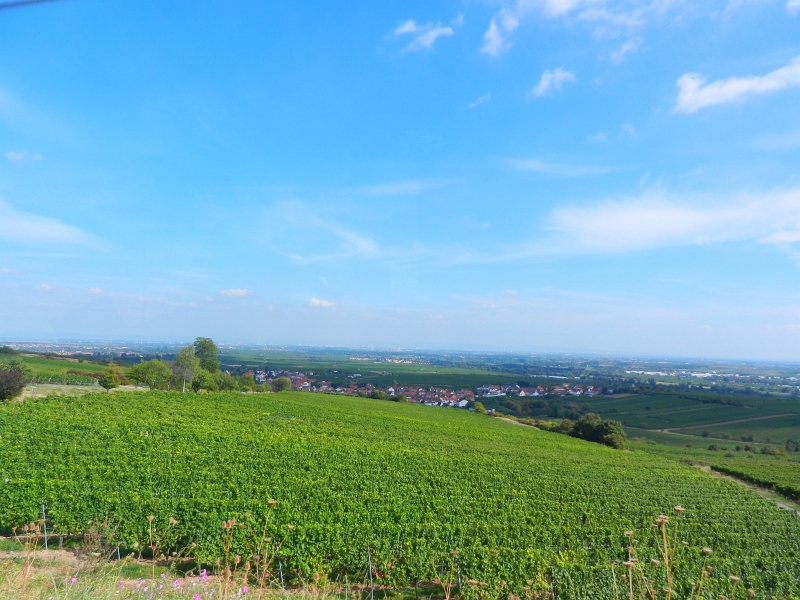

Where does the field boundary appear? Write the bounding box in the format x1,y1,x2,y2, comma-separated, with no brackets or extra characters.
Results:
665,413,796,431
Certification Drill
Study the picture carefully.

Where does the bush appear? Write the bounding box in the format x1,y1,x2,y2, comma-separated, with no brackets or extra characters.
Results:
271,377,291,392
0,369,25,401
369,390,387,400
570,413,627,449
192,370,218,392
473,401,486,415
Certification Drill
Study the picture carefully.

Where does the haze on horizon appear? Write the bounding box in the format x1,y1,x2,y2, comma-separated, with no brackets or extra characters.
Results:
1,0,800,361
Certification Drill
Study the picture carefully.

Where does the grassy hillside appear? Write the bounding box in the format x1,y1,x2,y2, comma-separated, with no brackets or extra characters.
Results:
1,391,800,597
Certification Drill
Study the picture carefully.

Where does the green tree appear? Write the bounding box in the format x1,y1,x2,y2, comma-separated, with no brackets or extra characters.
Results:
128,359,172,390
174,345,200,392
369,390,387,400
392,393,408,402
98,363,123,393
0,370,25,401
194,337,219,373
240,374,255,391
271,377,291,392
215,371,239,391
191,369,218,392
474,401,486,415
570,413,626,449
0,357,33,380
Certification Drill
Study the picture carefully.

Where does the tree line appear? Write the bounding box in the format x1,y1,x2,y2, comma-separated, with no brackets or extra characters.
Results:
99,337,292,394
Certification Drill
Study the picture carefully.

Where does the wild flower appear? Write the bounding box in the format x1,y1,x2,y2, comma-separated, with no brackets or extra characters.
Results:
200,569,208,582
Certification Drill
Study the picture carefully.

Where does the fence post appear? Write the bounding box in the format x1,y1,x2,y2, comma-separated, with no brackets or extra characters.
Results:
275,541,284,588
366,546,374,600
40,501,48,550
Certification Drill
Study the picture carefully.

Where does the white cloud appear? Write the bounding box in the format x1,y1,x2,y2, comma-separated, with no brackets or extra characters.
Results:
622,124,637,138
675,56,800,113
220,288,252,297
6,151,42,164
361,178,448,196
503,289,518,296
0,201,100,247
467,92,492,109
530,68,575,98
507,158,617,176
89,287,104,295
539,189,800,255
308,297,336,308
481,19,511,55
393,18,456,52
0,267,17,274
610,38,641,63
788,0,800,15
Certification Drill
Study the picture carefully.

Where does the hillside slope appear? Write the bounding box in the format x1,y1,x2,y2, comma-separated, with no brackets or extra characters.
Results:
1,391,799,596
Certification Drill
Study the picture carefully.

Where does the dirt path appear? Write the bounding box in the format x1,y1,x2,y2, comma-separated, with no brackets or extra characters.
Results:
665,413,796,431
697,465,800,515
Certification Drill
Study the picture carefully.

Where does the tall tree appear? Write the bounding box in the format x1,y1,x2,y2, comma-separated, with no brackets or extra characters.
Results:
194,337,219,372
0,370,25,401
174,345,200,392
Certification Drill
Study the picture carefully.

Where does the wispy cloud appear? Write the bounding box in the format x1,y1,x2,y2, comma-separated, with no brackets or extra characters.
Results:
675,57,800,113
530,68,575,98
788,0,800,15
220,288,252,297
535,189,800,256
611,38,641,63
393,17,459,51
6,151,42,164
308,297,336,308
360,178,448,196
0,201,101,247
507,158,618,176
467,92,492,109
89,287,105,295
481,19,512,56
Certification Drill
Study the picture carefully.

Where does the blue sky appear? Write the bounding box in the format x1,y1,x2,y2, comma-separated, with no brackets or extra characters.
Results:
1,0,800,359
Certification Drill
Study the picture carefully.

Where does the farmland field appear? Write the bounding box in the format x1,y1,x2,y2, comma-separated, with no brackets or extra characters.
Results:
2,391,800,597
218,349,550,390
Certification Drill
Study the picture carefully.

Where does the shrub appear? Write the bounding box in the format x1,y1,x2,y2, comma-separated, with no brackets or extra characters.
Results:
0,369,25,401
271,377,291,392
369,390,387,400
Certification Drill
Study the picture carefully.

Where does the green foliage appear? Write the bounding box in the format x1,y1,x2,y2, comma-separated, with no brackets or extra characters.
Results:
0,357,33,380
473,401,486,414
271,376,291,392
173,345,200,391
191,369,218,392
1,391,799,596
127,359,172,390
98,363,123,392
570,413,627,449
391,393,407,402
368,390,387,400
0,346,18,354
194,337,219,373
0,370,25,401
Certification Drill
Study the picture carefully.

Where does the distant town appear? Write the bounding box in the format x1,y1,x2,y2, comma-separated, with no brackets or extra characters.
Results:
249,369,605,407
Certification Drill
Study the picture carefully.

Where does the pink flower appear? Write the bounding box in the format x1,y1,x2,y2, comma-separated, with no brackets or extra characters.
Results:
200,569,208,582
243,586,249,594
194,595,202,600
148,595,153,600
174,579,182,588
70,576,78,584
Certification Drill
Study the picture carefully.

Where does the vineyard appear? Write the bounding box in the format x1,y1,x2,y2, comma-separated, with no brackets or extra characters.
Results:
1,391,800,597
